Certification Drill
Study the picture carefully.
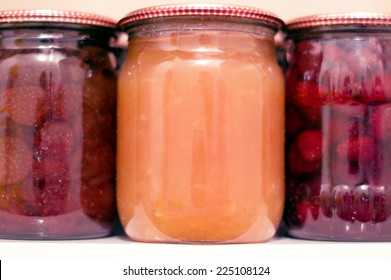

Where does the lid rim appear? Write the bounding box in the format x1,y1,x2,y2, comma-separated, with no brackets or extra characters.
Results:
0,9,117,29
286,12,391,30
118,4,284,30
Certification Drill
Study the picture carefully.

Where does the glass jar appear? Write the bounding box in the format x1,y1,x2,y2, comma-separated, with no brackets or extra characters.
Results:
0,10,117,239
284,13,391,241
117,4,285,243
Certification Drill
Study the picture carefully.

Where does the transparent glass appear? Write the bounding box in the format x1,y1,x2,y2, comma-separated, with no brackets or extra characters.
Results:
0,27,117,239
284,28,391,240
118,18,285,243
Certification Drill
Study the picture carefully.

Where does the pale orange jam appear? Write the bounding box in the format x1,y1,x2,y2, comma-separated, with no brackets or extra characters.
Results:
117,26,285,243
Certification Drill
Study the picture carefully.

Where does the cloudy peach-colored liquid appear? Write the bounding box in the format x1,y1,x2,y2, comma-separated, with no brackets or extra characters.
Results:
117,28,284,243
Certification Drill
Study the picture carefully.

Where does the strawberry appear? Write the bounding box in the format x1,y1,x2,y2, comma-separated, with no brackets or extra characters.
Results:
35,178,69,216
1,86,47,126
296,130,322,162
0,136,32,185
33,159,68,181
295,201,310,225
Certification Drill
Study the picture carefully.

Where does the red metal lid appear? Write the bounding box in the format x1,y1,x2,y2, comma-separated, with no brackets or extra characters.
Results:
286,12,391,30
0,9,117,29
118,4,284,30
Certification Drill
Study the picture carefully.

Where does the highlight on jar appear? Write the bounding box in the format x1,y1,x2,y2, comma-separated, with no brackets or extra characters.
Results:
283,13,391,241
117,4,285,244
0,10,117,239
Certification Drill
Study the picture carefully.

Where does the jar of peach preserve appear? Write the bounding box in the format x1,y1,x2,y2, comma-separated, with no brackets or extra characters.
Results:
0,10,117,239
284,13,391,240
117,4,285,243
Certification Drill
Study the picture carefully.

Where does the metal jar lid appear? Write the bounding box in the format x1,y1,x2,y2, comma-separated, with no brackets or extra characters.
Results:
286,12,391,30
0,9,117,29
118,4,284,31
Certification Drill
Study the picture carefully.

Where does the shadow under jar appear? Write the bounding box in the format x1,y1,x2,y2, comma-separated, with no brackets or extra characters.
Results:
117,4,285,243
0,10,117,239
284,13,391,241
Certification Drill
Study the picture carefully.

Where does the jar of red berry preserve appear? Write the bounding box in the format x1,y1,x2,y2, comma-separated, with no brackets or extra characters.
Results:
117,4,285,243
284,13,391,241
0,10,117,239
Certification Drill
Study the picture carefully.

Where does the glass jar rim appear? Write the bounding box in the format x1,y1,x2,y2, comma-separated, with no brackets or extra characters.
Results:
286,12,391,30
118,4,284,31
0,9,117,29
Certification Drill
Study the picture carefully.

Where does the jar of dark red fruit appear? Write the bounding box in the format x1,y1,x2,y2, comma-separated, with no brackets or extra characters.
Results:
0,10,117,239
284,13,391,241
117,4,285,243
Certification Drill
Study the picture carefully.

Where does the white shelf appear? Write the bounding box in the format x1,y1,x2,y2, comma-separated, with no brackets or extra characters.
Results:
1,234,391,260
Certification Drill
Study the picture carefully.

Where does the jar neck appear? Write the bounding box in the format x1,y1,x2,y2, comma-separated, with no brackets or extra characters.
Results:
0,26,114,50
126,17,276,42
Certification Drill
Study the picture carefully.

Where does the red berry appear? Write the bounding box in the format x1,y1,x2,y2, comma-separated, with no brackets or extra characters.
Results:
33,159,68,181
296,130,322,162
320,63,359,104
296,201,310,225
0,136,33,184
1,86,47,126
288,142,321,174
36,121,75,159
372,186,391,223
35,179,69,216
347,46,383,79
293,81,323,107
322,42,345,63
353,184,374,223
360,72,391,103
294,41,322,79
333,184,355,222
336,136,375,162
